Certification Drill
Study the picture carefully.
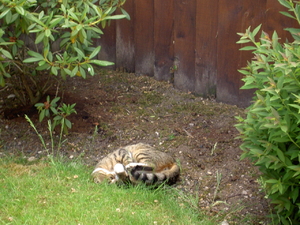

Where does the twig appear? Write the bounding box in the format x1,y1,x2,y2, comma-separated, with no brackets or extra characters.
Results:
183,128,194,138
0,86,8,92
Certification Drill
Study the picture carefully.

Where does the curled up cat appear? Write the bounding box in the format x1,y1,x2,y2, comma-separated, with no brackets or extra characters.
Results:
92,143,180,185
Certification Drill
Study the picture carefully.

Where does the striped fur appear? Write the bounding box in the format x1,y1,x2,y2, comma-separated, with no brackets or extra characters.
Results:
92,143,180,185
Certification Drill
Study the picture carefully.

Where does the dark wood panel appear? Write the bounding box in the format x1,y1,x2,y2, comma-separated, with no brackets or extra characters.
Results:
173,0,196,92
237,1,267,106
153,0,174,81
217,0,266,107
134,0,154,76
195,0,218,97
116,0,135,72
95,18,116,70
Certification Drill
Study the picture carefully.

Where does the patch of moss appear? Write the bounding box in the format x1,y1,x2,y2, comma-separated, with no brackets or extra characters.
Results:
138,91,163,106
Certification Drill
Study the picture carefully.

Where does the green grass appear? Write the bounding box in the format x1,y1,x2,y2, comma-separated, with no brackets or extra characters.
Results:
0,157,214,225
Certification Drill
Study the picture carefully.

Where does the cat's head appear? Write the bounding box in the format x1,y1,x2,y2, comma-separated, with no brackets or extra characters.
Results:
92,164,129,184
92,168,117,184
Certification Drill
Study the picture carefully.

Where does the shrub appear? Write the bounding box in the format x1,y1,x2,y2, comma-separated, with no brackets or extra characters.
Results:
35,96,77,134
235,0,300,223
0,0,128,106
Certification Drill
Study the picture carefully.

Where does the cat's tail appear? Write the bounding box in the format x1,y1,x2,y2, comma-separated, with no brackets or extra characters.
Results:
129,163,180,185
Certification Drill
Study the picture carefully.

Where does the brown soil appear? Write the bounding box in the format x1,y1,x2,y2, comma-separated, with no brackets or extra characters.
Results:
0,71,271,224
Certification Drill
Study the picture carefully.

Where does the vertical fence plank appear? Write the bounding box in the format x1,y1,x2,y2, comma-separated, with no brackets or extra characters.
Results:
153,0,174,81
116,0,135,72
174,0,196,92
195,0,218,97
237,1,267,106
216,0,239,105
134,0,154,76
95,19,116,70
217,0,266,107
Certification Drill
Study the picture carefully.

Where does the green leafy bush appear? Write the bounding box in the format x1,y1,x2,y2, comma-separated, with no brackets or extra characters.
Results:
0,0,128,106
236,0,300,224
35,96,76,134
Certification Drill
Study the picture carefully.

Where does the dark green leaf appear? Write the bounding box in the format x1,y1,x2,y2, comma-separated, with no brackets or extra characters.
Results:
266,179,278,184
15,6,25,15
65,119,72,128
252,24,262,37
236,39,251,44
90,59,114,66
74,47,85,60
51,66,58,75
103,15,126,20
39,110,45,122
120,8,130,20
239,46,257,51
0,8,10,19
291,187,299,203
27,51,44,60
45,29,51,37
5,10,12,24
79,66,86,78
278,0,293,9
0,49,13,59
89,46,101,59
23,57,43,63
35,32,45,44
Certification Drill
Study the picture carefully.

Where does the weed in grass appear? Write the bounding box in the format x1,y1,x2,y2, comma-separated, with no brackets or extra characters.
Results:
91,124,99,145
0,157,215,225
211,142,218,156
25,115,67,156
212,170,223,204
0,128,4,150
25,115,48,151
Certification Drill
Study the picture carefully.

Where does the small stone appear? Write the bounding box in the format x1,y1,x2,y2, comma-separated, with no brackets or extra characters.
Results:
7,94,16,99
28,156,37,162
221,220,229,225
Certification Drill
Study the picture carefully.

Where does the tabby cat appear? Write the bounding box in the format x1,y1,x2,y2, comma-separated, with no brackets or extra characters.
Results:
92,143,180,185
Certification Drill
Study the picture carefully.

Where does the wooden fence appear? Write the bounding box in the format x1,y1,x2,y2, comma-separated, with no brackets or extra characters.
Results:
95,0,298,107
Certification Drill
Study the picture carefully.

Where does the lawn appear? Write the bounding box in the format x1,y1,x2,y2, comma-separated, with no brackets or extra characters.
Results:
0,156,215,225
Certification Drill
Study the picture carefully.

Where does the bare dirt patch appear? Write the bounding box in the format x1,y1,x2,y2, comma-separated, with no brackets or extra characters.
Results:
0,71,270,224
